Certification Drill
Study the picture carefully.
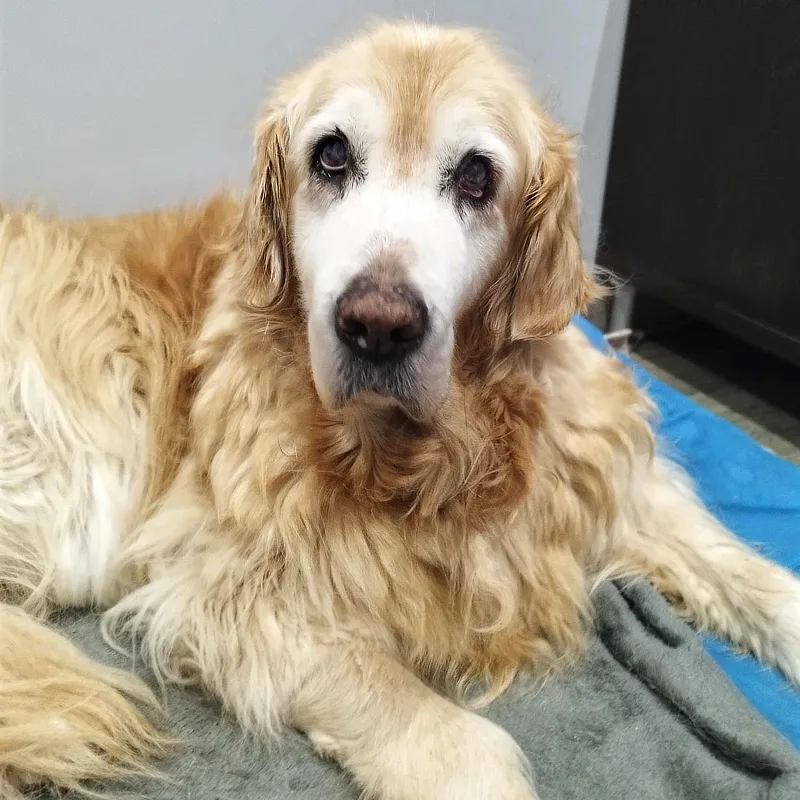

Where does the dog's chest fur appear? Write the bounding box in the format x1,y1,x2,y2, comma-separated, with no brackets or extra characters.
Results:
178,280,651,688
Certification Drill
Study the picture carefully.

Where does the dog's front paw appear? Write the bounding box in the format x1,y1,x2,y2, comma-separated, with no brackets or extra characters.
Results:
416,711,537,800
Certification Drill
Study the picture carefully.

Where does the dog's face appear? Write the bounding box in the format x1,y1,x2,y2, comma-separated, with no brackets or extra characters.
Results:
242,24,595,418
293,78,513,418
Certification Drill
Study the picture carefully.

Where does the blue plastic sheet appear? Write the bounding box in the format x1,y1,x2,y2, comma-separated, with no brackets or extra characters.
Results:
573,316,800,748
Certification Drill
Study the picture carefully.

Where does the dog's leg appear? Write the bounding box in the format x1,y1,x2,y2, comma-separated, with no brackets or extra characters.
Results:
289,640,536,800
111,589,536,799
107,497,536,800
608,456,800,685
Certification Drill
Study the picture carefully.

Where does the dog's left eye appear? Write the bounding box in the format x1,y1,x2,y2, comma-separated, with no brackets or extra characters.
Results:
314,134,350,176
456,154,493,201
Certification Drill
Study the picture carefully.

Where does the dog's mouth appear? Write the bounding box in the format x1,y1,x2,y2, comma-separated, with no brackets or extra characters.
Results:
334,356,425,419
308,309,453,421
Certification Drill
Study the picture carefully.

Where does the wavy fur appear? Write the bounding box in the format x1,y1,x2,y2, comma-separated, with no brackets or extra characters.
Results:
1,22,799,800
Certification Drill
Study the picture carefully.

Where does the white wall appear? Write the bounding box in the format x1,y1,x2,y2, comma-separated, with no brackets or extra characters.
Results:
0,1,627,257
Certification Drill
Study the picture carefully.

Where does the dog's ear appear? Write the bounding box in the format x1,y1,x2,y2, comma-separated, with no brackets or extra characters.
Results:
487,119,599,343
238,104,293,311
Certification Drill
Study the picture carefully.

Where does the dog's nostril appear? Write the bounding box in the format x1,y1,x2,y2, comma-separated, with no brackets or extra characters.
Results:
335,279,428,364
390,323,423,344
339,317,368,339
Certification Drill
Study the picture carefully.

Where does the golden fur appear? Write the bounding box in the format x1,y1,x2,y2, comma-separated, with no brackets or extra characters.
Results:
0,23,798,800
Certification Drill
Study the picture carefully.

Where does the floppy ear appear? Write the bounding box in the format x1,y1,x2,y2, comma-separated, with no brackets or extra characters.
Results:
489,120,599,343
237,105,294,312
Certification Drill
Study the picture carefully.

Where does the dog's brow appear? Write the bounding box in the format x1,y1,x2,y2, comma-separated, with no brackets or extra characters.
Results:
375,41,475,175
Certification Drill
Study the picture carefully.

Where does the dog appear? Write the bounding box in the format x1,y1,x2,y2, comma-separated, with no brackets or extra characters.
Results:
1,21,798,800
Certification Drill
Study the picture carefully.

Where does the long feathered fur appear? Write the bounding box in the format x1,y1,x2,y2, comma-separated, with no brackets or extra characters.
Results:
1,21,799,800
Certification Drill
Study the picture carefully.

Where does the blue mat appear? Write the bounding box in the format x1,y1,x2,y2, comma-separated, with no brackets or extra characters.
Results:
574,316,800,749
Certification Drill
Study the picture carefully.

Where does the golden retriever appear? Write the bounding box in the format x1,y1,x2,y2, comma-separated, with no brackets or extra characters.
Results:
1,21,798,800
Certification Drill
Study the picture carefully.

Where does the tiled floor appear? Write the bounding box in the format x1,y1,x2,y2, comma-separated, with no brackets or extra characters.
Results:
631,320,800,465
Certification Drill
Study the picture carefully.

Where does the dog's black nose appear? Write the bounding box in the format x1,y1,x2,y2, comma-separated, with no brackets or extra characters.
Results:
335,278,428,363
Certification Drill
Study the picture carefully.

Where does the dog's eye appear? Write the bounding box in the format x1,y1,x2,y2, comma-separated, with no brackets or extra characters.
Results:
315,134,350,175
456,154,493,200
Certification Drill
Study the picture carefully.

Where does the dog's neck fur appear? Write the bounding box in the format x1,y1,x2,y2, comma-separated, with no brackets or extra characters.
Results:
95,194,651,696
98,196,641,691
172,235,594,693
195,244,543,522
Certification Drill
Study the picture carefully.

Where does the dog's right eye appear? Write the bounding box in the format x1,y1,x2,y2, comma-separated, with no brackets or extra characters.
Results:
314,134,350,176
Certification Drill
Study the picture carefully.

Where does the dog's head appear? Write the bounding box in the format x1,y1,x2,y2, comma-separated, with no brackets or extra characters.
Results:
240,23,596,418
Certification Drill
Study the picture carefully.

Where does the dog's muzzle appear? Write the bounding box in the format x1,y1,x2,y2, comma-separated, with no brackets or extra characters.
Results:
332,276,429,413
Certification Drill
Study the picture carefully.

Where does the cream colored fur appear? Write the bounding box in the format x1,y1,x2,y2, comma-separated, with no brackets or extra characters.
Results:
0,604,169,798
0,22,798,800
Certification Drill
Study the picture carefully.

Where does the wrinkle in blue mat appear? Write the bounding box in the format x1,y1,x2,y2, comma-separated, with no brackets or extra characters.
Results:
573,316,800,749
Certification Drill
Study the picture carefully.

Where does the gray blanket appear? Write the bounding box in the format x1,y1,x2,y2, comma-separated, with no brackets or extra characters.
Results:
54,581,800,800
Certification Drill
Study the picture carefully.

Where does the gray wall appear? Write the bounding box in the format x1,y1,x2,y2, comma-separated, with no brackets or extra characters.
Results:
0,1,628,259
